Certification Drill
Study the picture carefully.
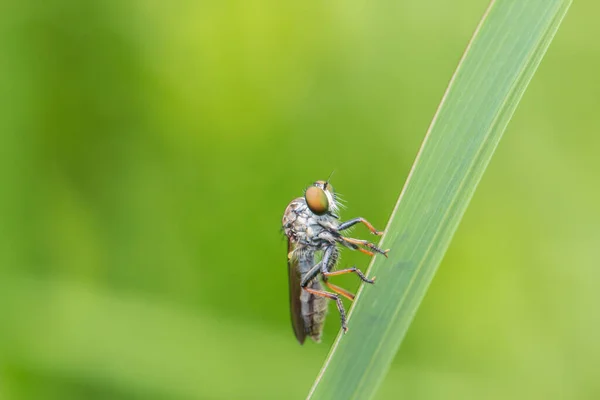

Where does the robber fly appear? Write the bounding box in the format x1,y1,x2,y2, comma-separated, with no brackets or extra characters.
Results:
282,178,388,344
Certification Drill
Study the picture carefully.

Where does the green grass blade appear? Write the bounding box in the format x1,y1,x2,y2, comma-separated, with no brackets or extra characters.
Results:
307,1,571,399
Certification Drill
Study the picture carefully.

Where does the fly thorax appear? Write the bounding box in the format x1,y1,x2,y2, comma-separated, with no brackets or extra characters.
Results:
305,225,314,239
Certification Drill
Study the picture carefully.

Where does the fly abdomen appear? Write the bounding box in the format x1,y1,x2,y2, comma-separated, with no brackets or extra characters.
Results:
300,279,328,343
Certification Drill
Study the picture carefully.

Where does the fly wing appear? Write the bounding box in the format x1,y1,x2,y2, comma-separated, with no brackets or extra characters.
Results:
288,239,306,344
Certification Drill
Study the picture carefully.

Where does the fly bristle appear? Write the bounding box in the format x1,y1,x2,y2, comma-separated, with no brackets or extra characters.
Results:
335,192,347,206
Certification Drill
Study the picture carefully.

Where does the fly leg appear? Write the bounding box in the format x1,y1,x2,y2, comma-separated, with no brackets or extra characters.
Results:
340,236,389,258
317,246,355,301
324,267,376,285
337,217,384,236
303,286,348,333
317,218,388,257
298,245,337,288
318,245,374,302
323,282,356,301
299,249,348,333
299,260,323,288
343,241,376,257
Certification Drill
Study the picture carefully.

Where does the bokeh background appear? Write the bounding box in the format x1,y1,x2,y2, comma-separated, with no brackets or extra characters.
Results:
0,0,597,399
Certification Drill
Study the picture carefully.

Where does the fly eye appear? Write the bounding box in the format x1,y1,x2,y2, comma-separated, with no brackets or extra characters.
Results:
305,186,329,215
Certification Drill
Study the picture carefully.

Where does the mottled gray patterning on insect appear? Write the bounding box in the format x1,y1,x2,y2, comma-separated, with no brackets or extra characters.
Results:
282,179,389,344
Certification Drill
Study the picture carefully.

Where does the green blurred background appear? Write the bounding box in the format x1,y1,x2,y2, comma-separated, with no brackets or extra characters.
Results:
0,0,596,399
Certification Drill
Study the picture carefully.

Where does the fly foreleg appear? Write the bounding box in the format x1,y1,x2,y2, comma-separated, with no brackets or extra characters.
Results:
318,221,389,258
338,217,384,236
340,236,389,258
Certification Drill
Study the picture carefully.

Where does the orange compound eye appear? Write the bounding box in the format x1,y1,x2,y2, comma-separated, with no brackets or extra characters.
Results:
305,186,329,215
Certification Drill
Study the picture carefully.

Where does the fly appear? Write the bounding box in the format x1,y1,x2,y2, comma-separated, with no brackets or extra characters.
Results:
282,178,388,344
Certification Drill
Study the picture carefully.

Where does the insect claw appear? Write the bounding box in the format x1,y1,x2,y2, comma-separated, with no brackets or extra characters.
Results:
373,230,384,236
